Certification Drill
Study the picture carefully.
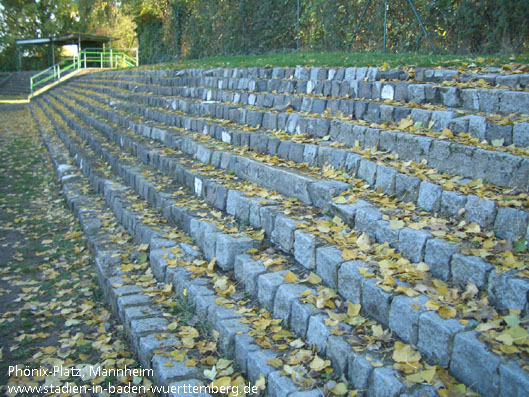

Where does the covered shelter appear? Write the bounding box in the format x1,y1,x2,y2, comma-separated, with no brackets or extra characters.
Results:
15,32,117,70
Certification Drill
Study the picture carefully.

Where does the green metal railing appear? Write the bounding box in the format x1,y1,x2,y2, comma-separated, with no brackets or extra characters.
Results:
30,49,138,94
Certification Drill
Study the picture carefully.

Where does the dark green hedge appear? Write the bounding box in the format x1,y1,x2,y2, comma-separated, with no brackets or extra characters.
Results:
129,0,529,64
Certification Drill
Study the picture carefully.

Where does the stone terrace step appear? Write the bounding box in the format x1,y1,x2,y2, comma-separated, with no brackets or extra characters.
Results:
36,77,529,395
36,96,454,391
81,71,529,148
31,103,225,396
71,75,529,191
33,96,457,396
51,87,529,310
0,71,33,95
61,83,529,245
34,100,353,396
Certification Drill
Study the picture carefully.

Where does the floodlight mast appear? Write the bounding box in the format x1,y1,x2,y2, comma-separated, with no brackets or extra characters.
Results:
352,0,436,52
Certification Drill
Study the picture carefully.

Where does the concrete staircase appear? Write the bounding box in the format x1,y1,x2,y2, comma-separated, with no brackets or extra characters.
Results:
0,71,34,96
31,65,529,396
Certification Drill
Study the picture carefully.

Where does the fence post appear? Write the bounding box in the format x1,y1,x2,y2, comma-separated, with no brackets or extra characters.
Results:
101,52,103,68
84,51,87,68
110,49,113,68
57,64,61,80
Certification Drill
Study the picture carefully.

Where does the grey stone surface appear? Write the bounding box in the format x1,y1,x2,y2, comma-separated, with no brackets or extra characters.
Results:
395,174,421,203
424,238,458,281
362,277,392,326
375,218,401,247
337,260,366,304
417,311,465,367
440,87,460,107
357,159,377,186
450,331,500,396
308,180,349,208
290,298,318,338
194,294,217,320
513,122,529,147
215,234,258,270
465,195,497,228
488,270,529,310
494,206,529,241
117,295,152,321
467,115,488,141
150,248,174,281
367,367,404,397
138,334,179,369
408,84,425,104
355,206,382,238
267,371,300,397
345,153,362,174
347,352,373,390
234,332,259,373
306,314,333,353
271,216,298,253
247,348,278,382
257,270,288,311
152,354,199,385
500,91,529,114
294,230,318,270
330,199,370,225
326,335,352,376
234,254,266,296
485,123,513,145
439,190,467,218
389,295,428,345
202,232,219,261
248,200,264,228
417,181,443,212
451,253,493,288
374,165,397,195
127,315,168,337
150,237,177,250
216,318,249,359
273,283,309,324
499,361,529,397
401,385,438,397
211,305,241,330
290,391,324,397
166,267,190,297
260,205,280,236
315,246,344,289
123,305,160,331
234,194,252,224
226,190,243,216
398,228,431,263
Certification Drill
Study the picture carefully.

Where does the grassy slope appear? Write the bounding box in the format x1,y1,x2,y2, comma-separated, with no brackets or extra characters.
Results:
140,51,529,71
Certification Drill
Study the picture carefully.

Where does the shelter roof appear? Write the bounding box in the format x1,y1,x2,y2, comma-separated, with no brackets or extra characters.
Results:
15,33,117,46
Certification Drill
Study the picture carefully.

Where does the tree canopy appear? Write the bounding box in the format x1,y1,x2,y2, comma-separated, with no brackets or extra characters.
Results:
0,0,136,70
1,0,528,70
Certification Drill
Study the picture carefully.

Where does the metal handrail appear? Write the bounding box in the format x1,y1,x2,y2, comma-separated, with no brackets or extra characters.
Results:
30,49,138,94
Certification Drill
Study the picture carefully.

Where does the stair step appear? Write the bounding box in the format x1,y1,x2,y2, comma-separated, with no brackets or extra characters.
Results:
30,65,529,396
36,82,528,394
33,98,428,396
70,76,529,191
62,84,529,244
48,88,529,315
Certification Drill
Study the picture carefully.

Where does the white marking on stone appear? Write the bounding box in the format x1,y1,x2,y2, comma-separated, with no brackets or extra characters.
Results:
194,178,203,197
381,84,395,100
307,80,316,94
221,131,231,144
